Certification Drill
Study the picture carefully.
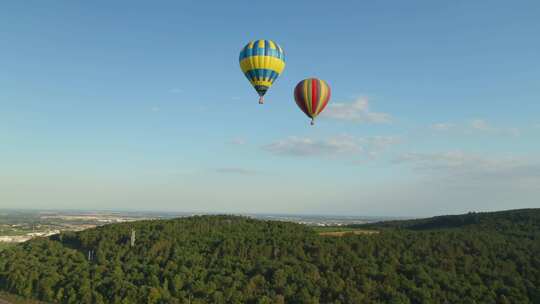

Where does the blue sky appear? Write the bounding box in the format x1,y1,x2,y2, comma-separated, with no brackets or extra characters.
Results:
1,1,539,216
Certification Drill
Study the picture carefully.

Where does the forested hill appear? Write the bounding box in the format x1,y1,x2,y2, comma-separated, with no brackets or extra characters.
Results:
1,210,539,304
354,208,540,233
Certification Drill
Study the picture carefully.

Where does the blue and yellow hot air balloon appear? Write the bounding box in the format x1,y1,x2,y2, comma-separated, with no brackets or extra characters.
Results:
239,40,285,104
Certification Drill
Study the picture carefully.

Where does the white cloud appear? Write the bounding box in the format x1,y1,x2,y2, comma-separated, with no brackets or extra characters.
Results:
506,128,521,137
390,151,540,215
470,119,490,131
395,151,540,183
396,151,509,170
263,135,399,158
263,135,361,157
431,123,455,131
151,106,160,112
229,138,247,145
468,119,520,137
321,97,391,123
365,136,402,158
430,119,520,137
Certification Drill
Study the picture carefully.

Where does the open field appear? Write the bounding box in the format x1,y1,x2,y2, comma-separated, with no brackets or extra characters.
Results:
314,226,379,236
0,228,34,236
0,243,15,252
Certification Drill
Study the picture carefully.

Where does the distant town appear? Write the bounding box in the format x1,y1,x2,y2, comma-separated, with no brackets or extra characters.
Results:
0,209,396,245
0,210,161,244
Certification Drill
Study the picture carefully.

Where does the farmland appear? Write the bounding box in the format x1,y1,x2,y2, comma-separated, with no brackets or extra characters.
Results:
314,226,379,236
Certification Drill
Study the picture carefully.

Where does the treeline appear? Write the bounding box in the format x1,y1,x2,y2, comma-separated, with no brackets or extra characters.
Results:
0,210,539,303
354,208,540,233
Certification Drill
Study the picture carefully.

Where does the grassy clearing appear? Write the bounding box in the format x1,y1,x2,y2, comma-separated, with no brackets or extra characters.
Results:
314,226,379,237
318,230,379,236
0,243,15,252
0,230,32,236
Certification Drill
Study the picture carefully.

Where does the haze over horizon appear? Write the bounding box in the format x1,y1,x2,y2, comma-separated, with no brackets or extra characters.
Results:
1,1,539,217
1,206,536,219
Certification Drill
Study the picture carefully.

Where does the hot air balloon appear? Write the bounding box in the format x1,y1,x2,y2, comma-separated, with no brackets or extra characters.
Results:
239,40,285,104
294,78,331,125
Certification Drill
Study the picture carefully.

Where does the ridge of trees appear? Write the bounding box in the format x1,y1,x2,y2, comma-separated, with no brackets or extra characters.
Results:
0,209,539,303
355,208,540,234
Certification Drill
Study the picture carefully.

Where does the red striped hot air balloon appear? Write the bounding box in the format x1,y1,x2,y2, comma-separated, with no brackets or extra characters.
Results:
294,78,331,125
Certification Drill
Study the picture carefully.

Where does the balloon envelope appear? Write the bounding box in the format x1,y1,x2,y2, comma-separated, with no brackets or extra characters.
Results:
294,78,331,125
239,40,285,104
